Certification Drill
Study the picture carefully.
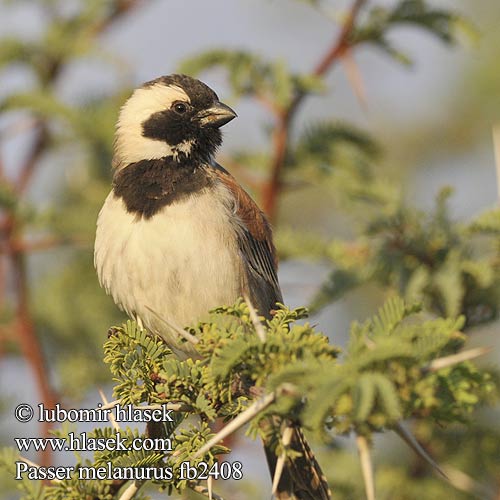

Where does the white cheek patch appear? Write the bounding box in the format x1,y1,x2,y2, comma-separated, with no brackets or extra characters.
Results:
113,84,191,169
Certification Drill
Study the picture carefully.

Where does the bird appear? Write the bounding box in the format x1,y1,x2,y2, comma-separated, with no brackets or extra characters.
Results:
94,74,330,499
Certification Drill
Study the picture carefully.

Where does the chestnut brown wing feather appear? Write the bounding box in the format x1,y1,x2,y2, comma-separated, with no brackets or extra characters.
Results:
213,164,331,499
213,164,283,317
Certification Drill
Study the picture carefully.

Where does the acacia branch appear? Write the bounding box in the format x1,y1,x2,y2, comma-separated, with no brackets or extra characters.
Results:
0,0,143,467
262,0,367,221
16,121,50,194
10,246,57,467
356,435,375,500
2,235,89,254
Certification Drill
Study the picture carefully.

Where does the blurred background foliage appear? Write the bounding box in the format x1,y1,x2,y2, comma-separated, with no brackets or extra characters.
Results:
0,0,499,499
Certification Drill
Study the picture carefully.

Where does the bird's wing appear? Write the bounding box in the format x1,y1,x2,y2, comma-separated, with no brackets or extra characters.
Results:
213,166,331,499
213,164,283,317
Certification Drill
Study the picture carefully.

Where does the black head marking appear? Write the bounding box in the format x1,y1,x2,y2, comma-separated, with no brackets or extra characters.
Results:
140,74,228,162
142,74,219,109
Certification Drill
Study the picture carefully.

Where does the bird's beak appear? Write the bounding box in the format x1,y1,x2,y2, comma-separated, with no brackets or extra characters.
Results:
197,102,237,128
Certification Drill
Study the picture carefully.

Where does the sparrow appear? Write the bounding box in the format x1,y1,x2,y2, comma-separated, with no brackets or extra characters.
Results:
94,74,330,499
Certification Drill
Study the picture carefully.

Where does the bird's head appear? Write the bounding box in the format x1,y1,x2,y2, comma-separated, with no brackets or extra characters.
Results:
113,74,237,169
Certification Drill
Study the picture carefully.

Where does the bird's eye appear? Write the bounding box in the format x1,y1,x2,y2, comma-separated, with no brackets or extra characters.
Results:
172,102,188,114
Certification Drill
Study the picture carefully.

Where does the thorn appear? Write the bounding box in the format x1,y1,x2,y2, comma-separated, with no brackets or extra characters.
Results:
271,454,286,496
18,456,61,483
97,399,120,411
394,422,448,479
272,425,294,495
441,464,496,499
341,50,368,110
244,294,266,342
194,391,277,458
98,389,120,431
356,435,375,500
208,476,213,500
423,346,492,374
118,480,144,500
145,305,199,345
135,315,145,330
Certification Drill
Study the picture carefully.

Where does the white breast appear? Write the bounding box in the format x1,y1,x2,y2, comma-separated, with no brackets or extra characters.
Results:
94,187,242,355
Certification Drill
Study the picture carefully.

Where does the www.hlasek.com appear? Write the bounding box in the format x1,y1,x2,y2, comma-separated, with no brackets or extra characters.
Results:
13,402,243,482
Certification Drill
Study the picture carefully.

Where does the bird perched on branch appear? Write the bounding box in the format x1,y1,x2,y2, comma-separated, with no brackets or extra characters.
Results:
94,74,330,499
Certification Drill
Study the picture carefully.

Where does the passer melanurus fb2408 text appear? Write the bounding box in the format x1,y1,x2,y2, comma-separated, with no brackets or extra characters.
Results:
94,74,330,500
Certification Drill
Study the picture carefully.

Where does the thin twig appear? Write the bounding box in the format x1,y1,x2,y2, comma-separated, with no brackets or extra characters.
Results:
18,456,60,483
394,422,447,479
99,389,120,432
312,0,366,77
11,247,57,466
194,391,278,458
189,481,225,500
356,435,375,500
262,0,367,220
244,294,266,342
441,464,496,500
136,403,192,411
423,346,492,374
95,399,192,413
17,122,49,194
145,306,199,345
89,0,144,35
98,399,121,411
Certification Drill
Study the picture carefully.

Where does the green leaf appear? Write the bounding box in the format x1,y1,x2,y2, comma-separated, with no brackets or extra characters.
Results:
352,1,475,65
353,373,377,421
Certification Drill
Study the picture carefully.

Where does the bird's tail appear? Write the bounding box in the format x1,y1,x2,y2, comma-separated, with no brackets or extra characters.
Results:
263,420,331,500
